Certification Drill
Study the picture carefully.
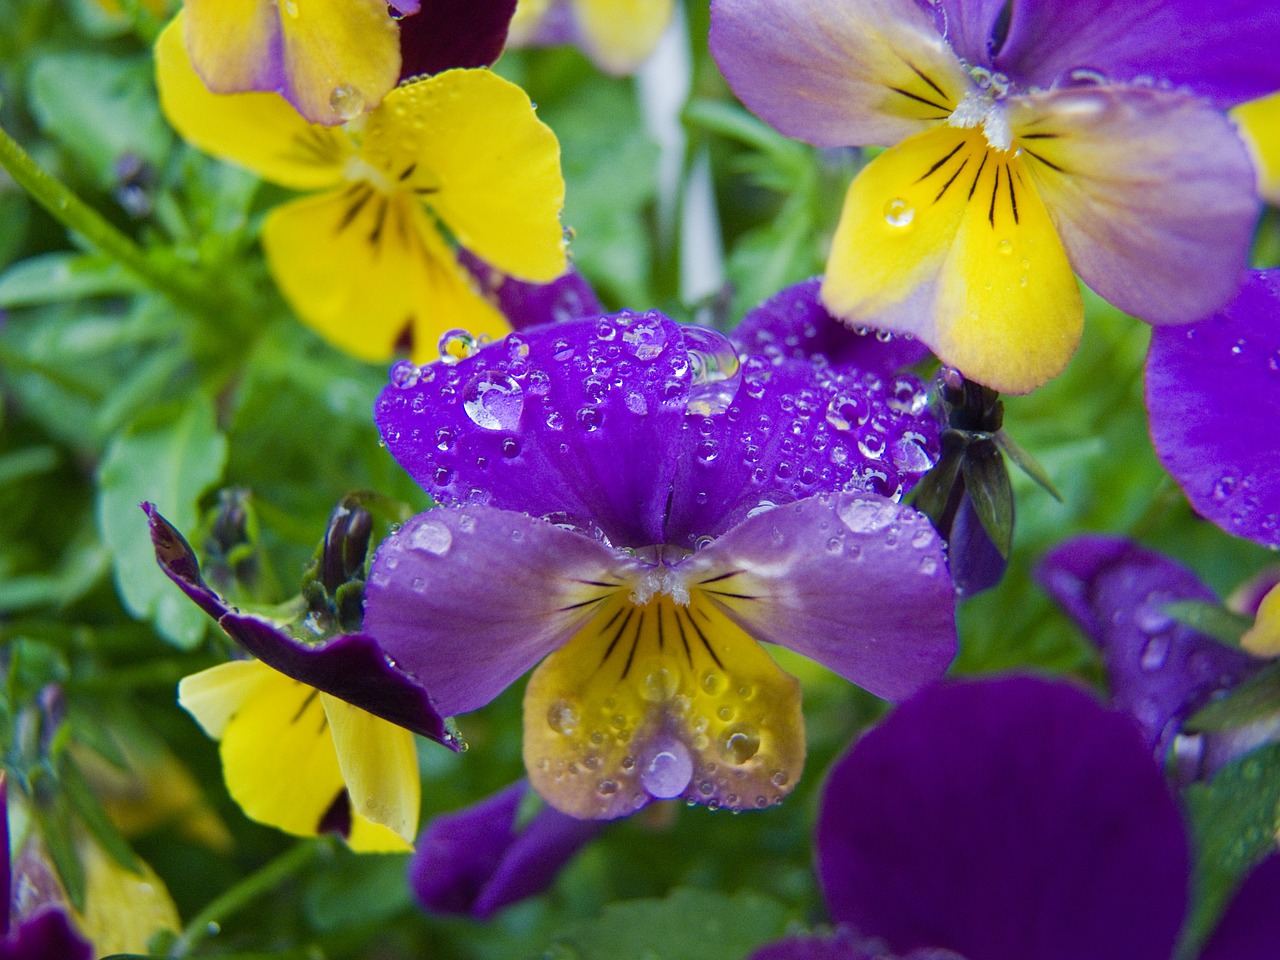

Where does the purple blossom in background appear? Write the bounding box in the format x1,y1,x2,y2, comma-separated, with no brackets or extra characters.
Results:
410,780,604,918
365,303,957,819
755,675,1280,960
1146,270,1280,549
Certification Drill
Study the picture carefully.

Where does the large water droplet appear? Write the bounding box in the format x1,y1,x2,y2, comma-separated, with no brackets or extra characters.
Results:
639,735,693,799
438,329,478,364
462,370,524,431
547,699,579,735
892,435,937,473
622,316,668,360
329,84,365,122
839,497,897,533
884,197,915,227
408,520,452,556
684,326,741,416
719,724,760,764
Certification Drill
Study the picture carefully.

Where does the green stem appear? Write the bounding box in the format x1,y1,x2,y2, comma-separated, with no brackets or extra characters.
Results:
171,839,327,956
0,122,209,312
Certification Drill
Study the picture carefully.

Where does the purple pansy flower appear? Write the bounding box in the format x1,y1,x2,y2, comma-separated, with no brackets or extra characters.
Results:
1038,535,1265,764
1146,270,1280,549
754,676,1280,960
410,780,604,918
366,306,957,819
710,0,1274,393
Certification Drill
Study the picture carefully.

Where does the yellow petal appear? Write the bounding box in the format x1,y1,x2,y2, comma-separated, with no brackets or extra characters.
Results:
572,0,676,75
156,14,352,190
1233,91,1280,207
1242,582,1280,658
179,659,272,739
182,0,281,94
320,694,419,852
75,839,181,956
262,187,507,362
822,125,1082,394
361,70,568,282
523,590,804,819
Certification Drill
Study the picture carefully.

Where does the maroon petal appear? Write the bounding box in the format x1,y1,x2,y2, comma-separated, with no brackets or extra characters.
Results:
817,676,1190,960
143,504,451,744
398,0,518,79
0,909,93,960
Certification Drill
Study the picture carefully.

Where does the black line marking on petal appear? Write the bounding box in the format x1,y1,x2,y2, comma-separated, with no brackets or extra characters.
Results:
968,152,989,200
1007,165,1019,225
674,607,693,666
704,590,761,601
906,61,949,102
575,579,620,588
599,607,625,632
601,608,635,665
915,142,964,183
398,163,417,181
988,165,1001,227
889,86,951,113
698,570,743,585
621,610,644,679
656,606,665,650
934,156,970,203
369,197,389,246
317,711,329,735
1022,147,1067,174
414,186,439,195
1021,132,1058,140
336,187,373,233
686,612,724,670
557,594,609,613
291,688,320,723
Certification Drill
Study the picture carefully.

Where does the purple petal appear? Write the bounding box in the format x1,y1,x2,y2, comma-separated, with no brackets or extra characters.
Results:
144,504,450,743
996,0,1280,109
948,493,1006,599
817,676,1190,960
409,781,603,919
730,278,931,378
1011,86,1257,326
375,312,690,548
681,492,956,702
0,910,93,960
363,506,630,716
709,0,972,148
1200,855,1280,960
398,0,517,79
459,250,605,331
927,0,1008,67
752,929,968,960
1037,535,1263,756
1146,271,1280,548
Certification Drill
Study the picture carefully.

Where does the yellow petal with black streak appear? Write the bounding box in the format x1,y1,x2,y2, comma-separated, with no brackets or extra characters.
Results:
822,125,1082,394
573,0,676,75
156,15,353,190
321,693,419,851
262,186,507,362
361,70,567,282
524,589,804,819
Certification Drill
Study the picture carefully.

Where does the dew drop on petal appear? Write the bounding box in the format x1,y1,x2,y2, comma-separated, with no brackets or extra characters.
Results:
839,497,897,533
438,328,478,364
547,699,579,735
329,84,365,121
684,326,742,415
718,724,760,765
997,238,1013,256
408,520,452,556
388,359,420,389
462,371,525,431
883,197,915,227
621,315,667,360
639,735,693,799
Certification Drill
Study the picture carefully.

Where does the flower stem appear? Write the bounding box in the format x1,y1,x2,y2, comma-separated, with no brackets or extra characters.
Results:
0,121,209,312
170,839,327,956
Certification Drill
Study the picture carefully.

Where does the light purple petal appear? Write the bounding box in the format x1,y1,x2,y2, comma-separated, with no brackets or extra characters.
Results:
1012,86,1257,326
680,492,956,702
144,504,450,743
817,676,1190,960
398,0,517,79
1200,855,1280,960
1037,535,1263,756
409,780,603,919
709,0,972,148
926,0,1007,67
363,506,632,716
730,278,931,377
460,251,605,331
1146,270,1280,548
996,0,1280,109
0,910,93,960
375,312,690,548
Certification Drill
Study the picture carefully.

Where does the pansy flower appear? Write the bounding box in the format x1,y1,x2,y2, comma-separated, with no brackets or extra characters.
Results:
506,0,676,75
155,17,566,362
709,0,1277,393
147,505,454,851
364,307,957,819
1146,270,1280,550
753,675,1280,960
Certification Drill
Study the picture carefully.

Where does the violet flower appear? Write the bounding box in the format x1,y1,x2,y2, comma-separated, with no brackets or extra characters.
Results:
755,676,1280,960
366,306,957,819
410,780,604,918
1146,270,1280,550
710,0,1275,393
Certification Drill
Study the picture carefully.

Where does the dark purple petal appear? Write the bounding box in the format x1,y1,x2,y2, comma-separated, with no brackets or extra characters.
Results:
926,0,1008,67
1200,855,1280,960
398,0,517,79
375,312,691,548
1038,535,1263,756
460,251,605,331
996,0,1280,109
681,492,956,702
363,506,629,716
0,909,93,960
752,928,967,960
817,676,1190,960
410,780,604,919
144,504,450,743
730,278,931,378
1146,271,1280,548
948,492,1007,599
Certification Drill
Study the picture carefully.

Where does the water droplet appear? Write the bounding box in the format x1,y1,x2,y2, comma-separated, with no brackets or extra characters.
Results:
997,238,1013,256
883,197,915,227
1136,600,1174,634
839,497,897,533
718,724,760,764
701,670,727,695
1213,475,1237,503
576,405,603,431
639,735,693,799
462,370,525,431
438,328,478,364
684,326,742,416
887,376,928,415
329,84,365,121
547,699,579,735
1140,635,1171,672
597,779,619,796
641,665,678,703
858,433,886,459
388,360,420,389
408,520,452,556
282,0,298,15
892,436,937,473
919,556,938,575
621,315,667,360
1068,67,1108,85
771,770,789,787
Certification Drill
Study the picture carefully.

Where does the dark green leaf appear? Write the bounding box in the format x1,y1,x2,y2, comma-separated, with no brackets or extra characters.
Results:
0,252,142,307
1165,600,1253,648
994,427,1064,503
34,799,88,913
961,441,1013,558
1185,662,1280,733
59,754,141,873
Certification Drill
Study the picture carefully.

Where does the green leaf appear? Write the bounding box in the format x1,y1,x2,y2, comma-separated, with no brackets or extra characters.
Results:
59,754,141,873
302,851,413,933
97,395,228,648
1185,662,1280,733
0,252,142,307
1165,600,1253,648
537,888,791,960
961,441,1014,558
994,427,1064,503
34,798,88,913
